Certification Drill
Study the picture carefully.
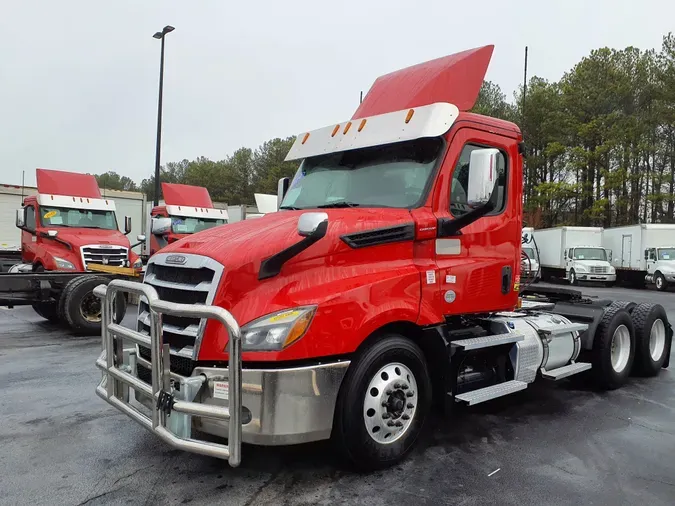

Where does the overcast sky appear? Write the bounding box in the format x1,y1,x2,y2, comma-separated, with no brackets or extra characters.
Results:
1,0,674,187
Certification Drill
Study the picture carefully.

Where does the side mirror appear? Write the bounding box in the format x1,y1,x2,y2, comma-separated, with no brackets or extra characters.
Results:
607,249,612,261
124,216,132,235
298,212,328,237
466,148,500,206
15,209,25,228
644,250,649,260
137,234,146,242
277,177,290,211
564,250,567,259
151,217,172,236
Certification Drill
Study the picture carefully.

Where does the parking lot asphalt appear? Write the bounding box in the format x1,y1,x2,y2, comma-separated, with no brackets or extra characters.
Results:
1,284,674,506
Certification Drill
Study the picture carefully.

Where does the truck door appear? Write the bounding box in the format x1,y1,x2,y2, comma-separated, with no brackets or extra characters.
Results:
621,235,632,267
433,127,520,315
21,205,37,264
646,248,656,273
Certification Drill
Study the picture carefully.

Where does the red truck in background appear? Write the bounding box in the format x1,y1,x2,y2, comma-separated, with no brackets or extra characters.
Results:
94,45,672,470
17,169,143,273
147,182,228,257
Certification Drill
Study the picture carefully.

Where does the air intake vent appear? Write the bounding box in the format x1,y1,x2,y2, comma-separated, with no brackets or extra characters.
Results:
341,223,415,249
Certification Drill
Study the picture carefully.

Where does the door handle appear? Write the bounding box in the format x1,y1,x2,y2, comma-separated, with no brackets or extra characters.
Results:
501,266,512,294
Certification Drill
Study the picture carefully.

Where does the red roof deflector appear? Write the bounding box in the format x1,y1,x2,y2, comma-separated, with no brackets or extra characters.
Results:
36,168,102,198
352,45,494,119
161,183,214,208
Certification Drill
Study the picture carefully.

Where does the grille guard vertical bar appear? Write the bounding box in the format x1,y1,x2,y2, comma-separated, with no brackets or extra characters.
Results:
93,279,243,467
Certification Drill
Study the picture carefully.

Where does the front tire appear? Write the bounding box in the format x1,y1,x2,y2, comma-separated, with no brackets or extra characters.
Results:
569,269,578,286
591,306,635,390
31,264,59,323
631,303,669,376
332,334,431,471
62,276,126,335
654,273,667,292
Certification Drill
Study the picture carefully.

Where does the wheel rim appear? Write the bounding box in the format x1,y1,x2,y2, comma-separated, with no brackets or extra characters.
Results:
79,292,102,323
610,324,631,373
649,319,666,361
363,362,418,445
656,276,663,289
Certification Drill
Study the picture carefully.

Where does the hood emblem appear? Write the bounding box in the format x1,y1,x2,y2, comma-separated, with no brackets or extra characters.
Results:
166,254,187,265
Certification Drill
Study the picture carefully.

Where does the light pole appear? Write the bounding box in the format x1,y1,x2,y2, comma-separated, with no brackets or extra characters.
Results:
152,25,175,206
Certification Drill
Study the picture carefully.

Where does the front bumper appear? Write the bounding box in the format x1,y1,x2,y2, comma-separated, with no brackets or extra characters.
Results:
576,273,616,282
93,279,349,467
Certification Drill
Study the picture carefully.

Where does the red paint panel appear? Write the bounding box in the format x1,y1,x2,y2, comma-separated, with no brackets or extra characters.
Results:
353,45,494,119
161,183,213,208
36,168,101,198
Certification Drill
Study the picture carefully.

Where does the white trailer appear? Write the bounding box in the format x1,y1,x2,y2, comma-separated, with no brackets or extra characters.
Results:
603,224,675,291
533,226,616,285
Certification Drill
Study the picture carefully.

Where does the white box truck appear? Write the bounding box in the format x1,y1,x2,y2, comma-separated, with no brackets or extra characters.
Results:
602,224,675,291
521,227,540,283
533,226,616,285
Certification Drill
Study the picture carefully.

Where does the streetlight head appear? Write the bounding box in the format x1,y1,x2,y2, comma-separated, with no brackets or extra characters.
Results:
163,25,175,34
153,32,163,39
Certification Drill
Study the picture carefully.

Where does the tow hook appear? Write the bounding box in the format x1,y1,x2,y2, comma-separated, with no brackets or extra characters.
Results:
156,390,175,416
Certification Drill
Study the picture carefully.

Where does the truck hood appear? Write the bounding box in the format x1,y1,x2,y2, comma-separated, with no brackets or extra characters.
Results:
163,208,413,269
47,228,131,249
573,259,610,268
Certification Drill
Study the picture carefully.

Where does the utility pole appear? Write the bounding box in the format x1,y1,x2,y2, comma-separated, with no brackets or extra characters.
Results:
152,25,175,206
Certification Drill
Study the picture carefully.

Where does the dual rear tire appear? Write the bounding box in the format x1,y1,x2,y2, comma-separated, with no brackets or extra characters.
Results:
591,303,669,389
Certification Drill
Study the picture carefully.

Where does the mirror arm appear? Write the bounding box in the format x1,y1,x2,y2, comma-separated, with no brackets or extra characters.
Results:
258,221,327,280
437,201,496,237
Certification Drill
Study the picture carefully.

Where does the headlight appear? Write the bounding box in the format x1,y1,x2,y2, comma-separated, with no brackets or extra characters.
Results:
574,264,587,272
132,258,143,269
54,257,76,270
608,266,616,274
239,306,316,351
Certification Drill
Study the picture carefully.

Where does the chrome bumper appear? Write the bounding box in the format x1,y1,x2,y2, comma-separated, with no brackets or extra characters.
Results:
94,279,350,467
577,273,616,282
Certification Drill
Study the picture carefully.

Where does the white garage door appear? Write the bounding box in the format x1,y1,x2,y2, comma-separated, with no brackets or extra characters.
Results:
0,193,25,249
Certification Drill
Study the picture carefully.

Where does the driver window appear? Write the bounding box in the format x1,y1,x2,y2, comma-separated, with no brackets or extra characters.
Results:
25,206,36,231
450,144,507,217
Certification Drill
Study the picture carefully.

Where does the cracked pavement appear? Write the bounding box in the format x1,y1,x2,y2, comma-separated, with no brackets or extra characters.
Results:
1,283,674,505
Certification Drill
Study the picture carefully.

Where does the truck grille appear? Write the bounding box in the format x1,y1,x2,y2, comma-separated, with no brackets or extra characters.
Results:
590,266,608,274
81,245,128,268
137,254,224,371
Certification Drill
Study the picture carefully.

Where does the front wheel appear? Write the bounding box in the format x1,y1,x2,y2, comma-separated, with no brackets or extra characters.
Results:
332,334,432,471
654,273,667,292
569,269,578,286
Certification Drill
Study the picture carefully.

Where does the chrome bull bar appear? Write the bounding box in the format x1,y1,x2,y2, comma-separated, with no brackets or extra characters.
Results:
93,279,243,467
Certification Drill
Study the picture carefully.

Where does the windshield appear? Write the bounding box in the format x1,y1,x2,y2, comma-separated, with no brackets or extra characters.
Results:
280,137,443,210
657,248,675,260
522,247,537,259
40,206,118,230
170,216,226,234
573,248,607,261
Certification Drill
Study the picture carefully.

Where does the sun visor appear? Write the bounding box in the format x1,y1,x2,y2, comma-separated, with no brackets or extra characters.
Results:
353,45,494,119
161,183,214,208
36,168,102,198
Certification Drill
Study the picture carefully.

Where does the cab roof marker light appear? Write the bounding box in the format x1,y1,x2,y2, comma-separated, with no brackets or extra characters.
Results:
358,119,367,132
405,109,415,123
331,124,340,137
301,132,310,144
343,122,352,135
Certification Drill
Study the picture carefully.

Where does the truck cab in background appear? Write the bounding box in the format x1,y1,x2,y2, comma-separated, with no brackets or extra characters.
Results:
15,168,143,272
147,183,228,258
521,227,540,283
564,246,614,286
645,247,675,290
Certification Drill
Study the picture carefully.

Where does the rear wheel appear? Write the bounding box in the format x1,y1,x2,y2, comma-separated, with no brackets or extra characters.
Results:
591,306,635,390
332,334,431,471
31,264,59,323
631,303,669,376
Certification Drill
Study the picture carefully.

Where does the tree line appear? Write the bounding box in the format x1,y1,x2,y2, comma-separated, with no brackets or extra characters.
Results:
96,33,675,228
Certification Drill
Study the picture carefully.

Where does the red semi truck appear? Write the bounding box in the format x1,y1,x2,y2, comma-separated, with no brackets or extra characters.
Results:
147,183,228,257
95,45,672,470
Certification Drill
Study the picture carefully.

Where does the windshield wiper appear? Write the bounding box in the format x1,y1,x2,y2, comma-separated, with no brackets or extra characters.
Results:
317,201,360,208
279,205,303,210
